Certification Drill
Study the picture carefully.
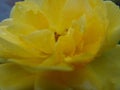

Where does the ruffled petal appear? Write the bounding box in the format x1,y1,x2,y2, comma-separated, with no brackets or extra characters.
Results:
0,63,35,90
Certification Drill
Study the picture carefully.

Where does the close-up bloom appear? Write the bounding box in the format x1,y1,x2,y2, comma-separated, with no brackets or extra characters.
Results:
0,0,120,90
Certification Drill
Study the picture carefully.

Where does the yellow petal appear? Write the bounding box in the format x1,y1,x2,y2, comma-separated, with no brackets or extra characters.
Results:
104,1,120,49
36,53,73,71
0,18,36,36
0,63,35,90
10,1,49,29
35,45,120,89
90,45,120,89
7,21,36,36
9,52,72,71
56,33,75,57
66,15,106,63
61,0,107,34
23,30,55,54
0,26,41,58
25,0,66,33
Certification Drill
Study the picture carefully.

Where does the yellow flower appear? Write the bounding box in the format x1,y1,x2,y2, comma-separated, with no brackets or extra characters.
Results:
0,0,120,90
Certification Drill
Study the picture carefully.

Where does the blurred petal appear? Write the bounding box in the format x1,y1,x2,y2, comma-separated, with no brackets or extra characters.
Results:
104,1,120,49
0,18,13,26
35,66,102,90
90,45,120,89
0,63,35,90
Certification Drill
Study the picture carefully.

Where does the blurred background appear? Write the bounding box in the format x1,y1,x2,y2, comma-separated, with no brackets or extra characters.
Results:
0,0,23,21
0,0,120,21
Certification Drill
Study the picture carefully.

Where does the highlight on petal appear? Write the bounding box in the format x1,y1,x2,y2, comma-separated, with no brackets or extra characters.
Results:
0,63,35,90
90,45,120,89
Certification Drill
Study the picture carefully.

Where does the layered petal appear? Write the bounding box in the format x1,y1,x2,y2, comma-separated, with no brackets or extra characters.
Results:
65,14,107,63
25,0,67,33
23,30,55,54
0,26,41,58
0,18,36,36
35,45,120,90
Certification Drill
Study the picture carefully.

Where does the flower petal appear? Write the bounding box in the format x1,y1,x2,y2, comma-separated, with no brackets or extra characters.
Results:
0,25,42,59
0,18,36,36
9,52,72,71
0,63,35,90
35,45,120,89
90,45,120,89
25,0,66,33
56,33,75,56
104,1,120,49
23,29,55,54
0,29,39,58
34,66,102,90
10,1,49,29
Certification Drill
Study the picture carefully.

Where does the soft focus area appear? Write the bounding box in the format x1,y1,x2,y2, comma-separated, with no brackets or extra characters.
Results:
0,0,120,89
